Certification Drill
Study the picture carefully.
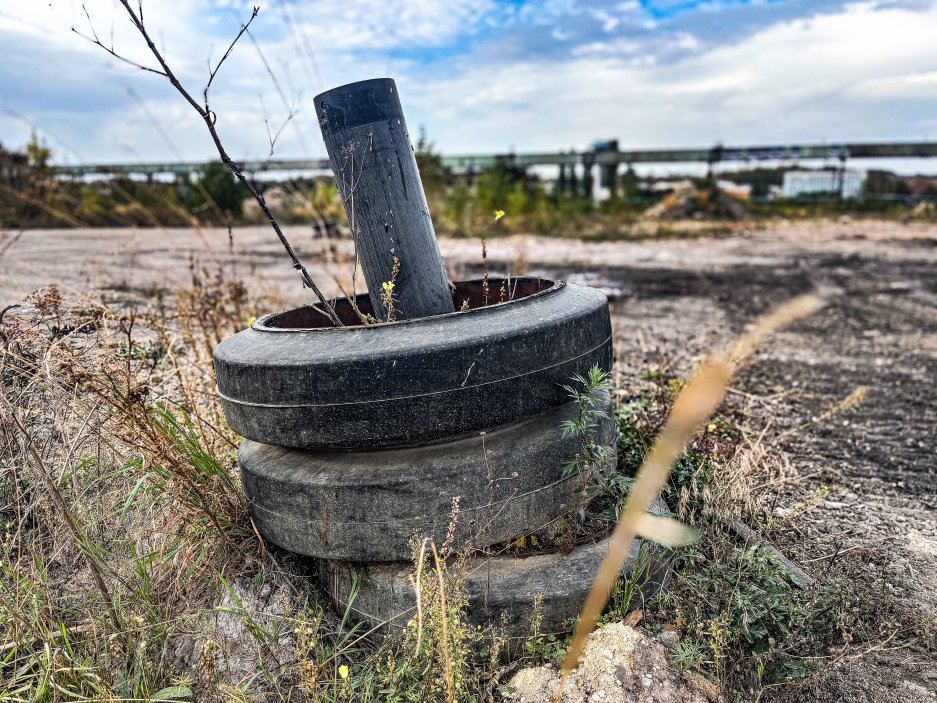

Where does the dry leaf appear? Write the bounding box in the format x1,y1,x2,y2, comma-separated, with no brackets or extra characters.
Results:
623,609,644,627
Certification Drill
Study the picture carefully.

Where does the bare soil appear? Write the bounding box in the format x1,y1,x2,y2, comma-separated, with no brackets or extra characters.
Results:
596,228,937,703
3,218,935,701
452,220,936,701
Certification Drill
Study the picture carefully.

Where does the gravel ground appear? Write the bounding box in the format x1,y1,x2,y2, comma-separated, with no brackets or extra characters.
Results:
3,218,935,700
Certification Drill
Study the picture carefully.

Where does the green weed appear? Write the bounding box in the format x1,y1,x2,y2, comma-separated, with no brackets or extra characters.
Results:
524,594,569,664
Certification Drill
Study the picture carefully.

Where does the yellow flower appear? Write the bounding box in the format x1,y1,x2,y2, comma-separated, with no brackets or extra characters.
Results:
339,664,349,680
382,280,395,295
494,210,505,221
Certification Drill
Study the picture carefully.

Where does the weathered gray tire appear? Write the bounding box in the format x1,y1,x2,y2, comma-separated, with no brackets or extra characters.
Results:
213,279,611,450
319,498,671,640
239,392,616,562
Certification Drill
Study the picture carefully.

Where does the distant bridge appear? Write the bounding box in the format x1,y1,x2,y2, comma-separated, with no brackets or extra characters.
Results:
51,140,937,179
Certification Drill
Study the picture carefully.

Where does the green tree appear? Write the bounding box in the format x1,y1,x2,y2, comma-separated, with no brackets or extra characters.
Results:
414,126,449,197
25,132,51,172
506,180,529,216
620,166,639,205
443,178,472,235
80,184,109,219
475,160,519,215
1,135,55,226
864,169,909,199
187,160,249,220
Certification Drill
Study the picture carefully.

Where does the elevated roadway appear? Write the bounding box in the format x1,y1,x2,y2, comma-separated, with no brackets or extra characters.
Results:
51,141,937,179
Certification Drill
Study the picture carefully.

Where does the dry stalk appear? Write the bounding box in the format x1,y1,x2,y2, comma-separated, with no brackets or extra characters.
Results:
0,182,91,228
776,385,869,441
1,395,121,631
409,537,431,654
0,589,43,640
554,294,824,700
431,541,455,703
482,239,490,304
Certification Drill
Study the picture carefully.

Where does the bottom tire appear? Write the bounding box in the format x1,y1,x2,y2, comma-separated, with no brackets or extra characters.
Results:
319,497,671,641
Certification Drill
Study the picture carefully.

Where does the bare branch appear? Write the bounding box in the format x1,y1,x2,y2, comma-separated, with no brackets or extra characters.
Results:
246,26,312,159
204,6,260,109
92,0,344,325
261,94,297,157
1,396,121,632
0,230,24,260
72,4,166,76
114,1,204,116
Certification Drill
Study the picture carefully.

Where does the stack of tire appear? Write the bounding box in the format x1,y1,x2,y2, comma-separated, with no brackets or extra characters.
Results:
213,278,666,638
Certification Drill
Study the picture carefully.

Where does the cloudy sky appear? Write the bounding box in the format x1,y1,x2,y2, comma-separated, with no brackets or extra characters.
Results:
2,0,937,169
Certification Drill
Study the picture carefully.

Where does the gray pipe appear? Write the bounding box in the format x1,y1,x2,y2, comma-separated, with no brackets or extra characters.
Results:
315,78,455,320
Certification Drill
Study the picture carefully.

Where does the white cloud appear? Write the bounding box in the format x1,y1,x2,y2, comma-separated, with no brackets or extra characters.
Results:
570,38,643,57
852,70,937,97
551,26,573,40
414,1,937,152
2,0,937,168
589,8,621,32
668,32,700,51
289,0,498,50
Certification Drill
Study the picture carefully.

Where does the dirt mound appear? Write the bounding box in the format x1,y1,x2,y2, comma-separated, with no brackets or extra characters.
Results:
644,183,750,221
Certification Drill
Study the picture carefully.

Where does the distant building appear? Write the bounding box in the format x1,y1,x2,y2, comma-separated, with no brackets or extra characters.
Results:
782,169,865,200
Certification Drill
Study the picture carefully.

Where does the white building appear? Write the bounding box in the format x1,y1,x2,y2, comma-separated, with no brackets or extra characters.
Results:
782,169,866,200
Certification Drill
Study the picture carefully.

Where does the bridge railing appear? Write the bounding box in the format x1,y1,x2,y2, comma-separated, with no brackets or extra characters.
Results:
51,141,937,179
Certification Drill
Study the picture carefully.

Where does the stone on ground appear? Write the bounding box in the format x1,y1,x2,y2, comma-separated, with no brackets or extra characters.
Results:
503,623,717,703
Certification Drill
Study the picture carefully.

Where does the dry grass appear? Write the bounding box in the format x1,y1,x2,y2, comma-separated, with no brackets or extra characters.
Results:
556,296,823,698
0,261,266,698
0,259,498,701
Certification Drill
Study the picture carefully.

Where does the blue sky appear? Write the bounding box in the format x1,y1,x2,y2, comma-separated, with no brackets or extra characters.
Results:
2,0,937,171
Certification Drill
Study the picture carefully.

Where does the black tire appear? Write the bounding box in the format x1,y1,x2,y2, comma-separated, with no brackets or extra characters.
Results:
214,278,611,450
240,393,617,562
319,498,671,641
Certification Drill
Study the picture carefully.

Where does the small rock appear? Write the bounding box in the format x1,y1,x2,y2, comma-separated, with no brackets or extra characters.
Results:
505,667,561,702
657,630,679,650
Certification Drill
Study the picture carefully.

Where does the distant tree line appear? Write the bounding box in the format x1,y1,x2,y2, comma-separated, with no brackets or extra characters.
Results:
0,136,343,230
3,135,935,232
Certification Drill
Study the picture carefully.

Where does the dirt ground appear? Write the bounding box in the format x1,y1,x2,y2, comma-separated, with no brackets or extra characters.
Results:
599,225,937,702
2,218,935,700
455,219,936,702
